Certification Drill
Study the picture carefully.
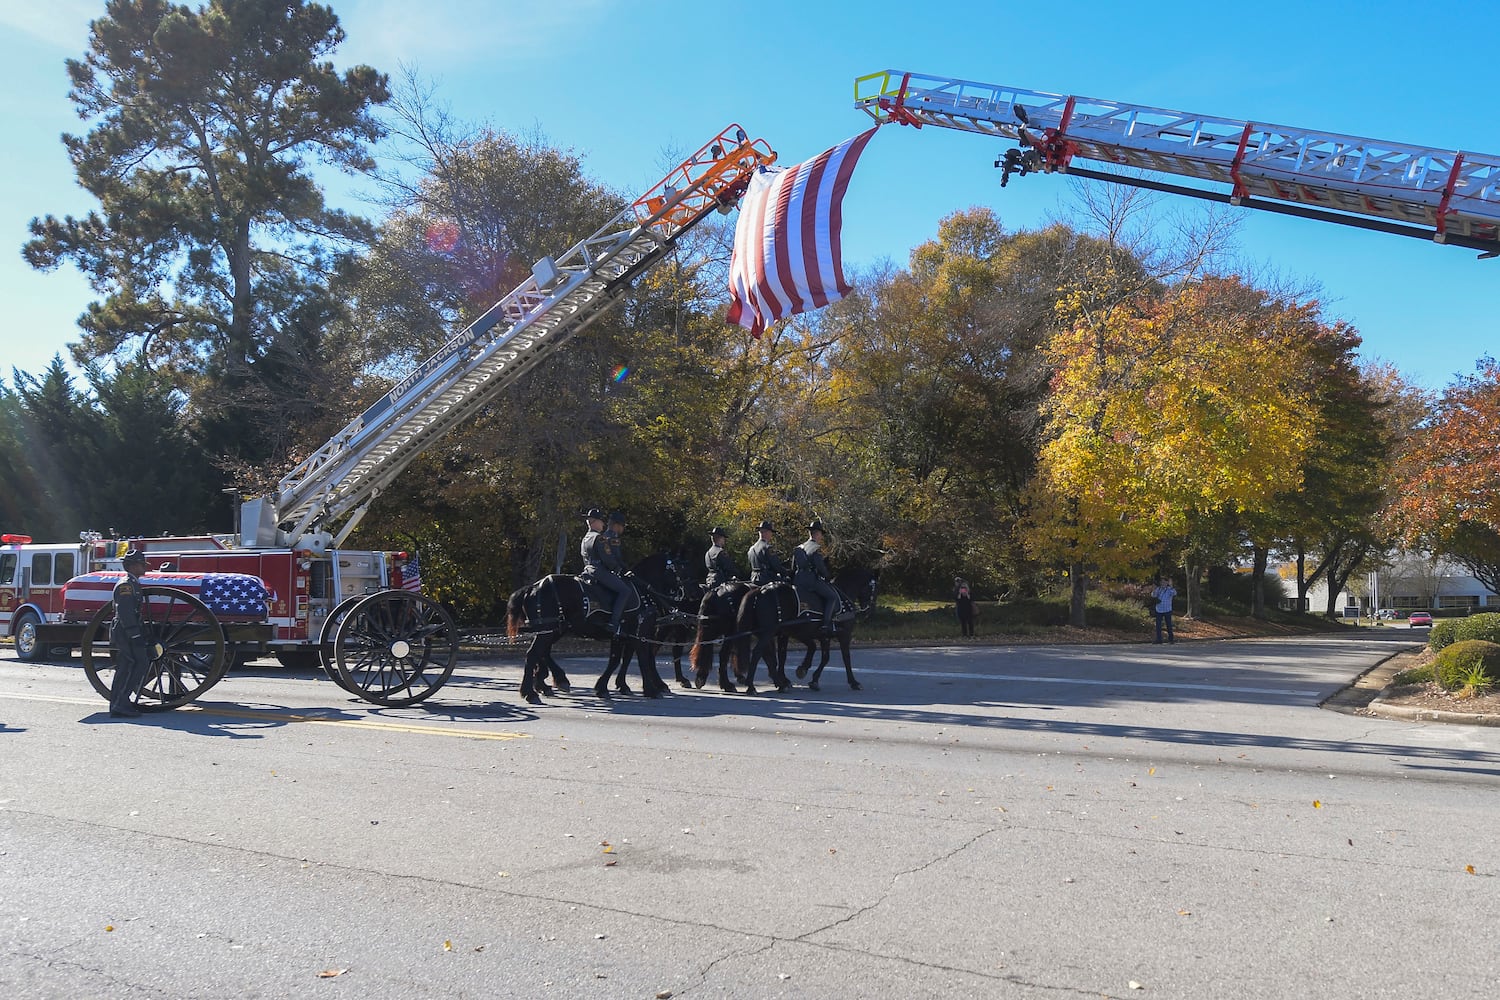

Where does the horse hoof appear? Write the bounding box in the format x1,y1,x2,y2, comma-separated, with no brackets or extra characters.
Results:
808,681,820,692
795,666,809,679
554,680,572,693
743,685,758,696
848,681,861,691
524,693,543,706
593,684,611,700
719,683,738,693
537,684,553,697
615,685,632,696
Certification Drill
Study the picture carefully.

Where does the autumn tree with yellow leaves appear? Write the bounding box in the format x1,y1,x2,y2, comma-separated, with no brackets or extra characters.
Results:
1029,276,1320,624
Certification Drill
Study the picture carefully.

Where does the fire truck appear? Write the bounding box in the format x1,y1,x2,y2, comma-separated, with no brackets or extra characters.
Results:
855,70,1499,256
16,125,776,710
1,531,246,662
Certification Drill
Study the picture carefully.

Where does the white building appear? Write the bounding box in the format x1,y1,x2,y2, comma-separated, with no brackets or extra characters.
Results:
1280,552,1500,616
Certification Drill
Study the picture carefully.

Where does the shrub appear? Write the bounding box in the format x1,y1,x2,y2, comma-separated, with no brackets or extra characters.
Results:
1432,639,1500,691
1429,619,1461,651
1452,612,1500,646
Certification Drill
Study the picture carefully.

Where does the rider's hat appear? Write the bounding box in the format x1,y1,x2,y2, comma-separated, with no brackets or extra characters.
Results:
807,520,825,534
756,520,775,532
585,508,606,522
122,546,147,565
709,526,727,538
608,510,625,524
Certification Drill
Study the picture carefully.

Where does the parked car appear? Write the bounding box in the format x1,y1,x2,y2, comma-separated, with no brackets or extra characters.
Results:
1376,609,1398,620
1407,611,1433,627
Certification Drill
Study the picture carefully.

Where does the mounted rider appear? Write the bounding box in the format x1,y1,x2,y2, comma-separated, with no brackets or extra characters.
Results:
793,520,839,635
581,508,630,637
747,520,788,586
704,526,742,589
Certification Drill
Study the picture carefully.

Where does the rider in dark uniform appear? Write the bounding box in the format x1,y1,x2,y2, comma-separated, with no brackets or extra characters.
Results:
580,509,630,637
704,526,742,589
108,547,152,717
747,520,787,586
793,520,839,634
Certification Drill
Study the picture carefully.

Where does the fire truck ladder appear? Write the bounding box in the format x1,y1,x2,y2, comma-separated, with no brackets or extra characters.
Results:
266,126,776,549
855,70,1500,257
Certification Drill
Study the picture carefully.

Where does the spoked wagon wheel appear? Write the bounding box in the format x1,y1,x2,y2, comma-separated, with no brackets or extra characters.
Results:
316,594,369,693
332,590,458,707
81,586,228,711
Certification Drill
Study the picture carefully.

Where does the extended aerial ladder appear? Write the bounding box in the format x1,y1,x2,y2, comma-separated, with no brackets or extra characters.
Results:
855,70,1500,258
249,125,777,553
56,126,778,712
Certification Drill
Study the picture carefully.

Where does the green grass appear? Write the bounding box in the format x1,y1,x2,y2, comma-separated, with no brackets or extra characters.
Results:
858,592,1152,642
1391,664,1434,686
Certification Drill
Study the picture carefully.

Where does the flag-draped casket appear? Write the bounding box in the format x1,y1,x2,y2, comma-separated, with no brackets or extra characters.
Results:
63,572,272,623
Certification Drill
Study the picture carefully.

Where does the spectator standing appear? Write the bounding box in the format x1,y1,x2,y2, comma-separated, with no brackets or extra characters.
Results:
954,576,976,638
1152,577,1177,644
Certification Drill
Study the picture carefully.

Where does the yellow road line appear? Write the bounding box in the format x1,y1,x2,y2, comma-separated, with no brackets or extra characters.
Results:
0,690,530,741
181,704,532,741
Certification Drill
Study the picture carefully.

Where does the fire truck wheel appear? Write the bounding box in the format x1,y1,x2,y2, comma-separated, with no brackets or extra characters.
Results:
274,648,323,671
333,590,458,706
12,610,45,662
81,586,229,710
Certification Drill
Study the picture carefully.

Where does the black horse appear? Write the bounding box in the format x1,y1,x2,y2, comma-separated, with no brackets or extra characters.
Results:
505,553,681,704
688,581,755,692
731,566,879,694
656,576,709,691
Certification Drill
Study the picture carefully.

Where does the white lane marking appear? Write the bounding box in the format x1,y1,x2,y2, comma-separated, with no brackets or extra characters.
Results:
852,668,1305,696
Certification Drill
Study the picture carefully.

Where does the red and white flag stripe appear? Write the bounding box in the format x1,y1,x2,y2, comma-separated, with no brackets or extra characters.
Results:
727,128,878,336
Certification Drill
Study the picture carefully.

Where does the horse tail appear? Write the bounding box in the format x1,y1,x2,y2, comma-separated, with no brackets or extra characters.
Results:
506,585,526,640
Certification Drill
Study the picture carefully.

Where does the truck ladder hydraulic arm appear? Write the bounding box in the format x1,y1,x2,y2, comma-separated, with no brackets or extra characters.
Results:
855,70,1500,257
262,127,776,548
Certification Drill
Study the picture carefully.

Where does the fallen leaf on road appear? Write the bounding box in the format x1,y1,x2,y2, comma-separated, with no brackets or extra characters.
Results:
1147,768,1156,776
443,940,452,952
1129,980,1144,990
104,925,114,932
1313,800,1322,809
1466,865,1477,875
317,969,347,978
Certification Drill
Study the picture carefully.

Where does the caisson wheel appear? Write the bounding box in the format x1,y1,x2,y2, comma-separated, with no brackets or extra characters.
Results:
333,590,458,707
81,586,227,711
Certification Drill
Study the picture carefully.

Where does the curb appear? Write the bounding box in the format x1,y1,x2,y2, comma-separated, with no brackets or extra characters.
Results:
1322,643,1500,726
1365,699,1500,727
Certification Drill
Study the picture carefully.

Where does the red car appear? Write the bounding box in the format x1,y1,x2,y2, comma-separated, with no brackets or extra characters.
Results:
1407,611,1433,627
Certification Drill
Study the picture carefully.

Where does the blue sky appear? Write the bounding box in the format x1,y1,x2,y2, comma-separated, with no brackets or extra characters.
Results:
2,0,1496,392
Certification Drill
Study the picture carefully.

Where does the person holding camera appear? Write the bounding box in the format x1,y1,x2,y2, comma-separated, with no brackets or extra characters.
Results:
1151,576,1177,645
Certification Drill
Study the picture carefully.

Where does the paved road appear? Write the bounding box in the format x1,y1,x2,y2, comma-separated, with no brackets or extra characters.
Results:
3,633,1497,999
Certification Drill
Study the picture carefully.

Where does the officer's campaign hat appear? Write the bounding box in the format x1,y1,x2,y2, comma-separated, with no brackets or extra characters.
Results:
585,508,606,522
122,546,147,565
756,520,775,532
807,520,826,534
709,526,727,539
608,511,625,525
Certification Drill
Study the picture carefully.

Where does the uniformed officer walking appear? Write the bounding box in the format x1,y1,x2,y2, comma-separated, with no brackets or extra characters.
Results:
747,520,787,586
793,520,839,634
704,526,742,588
581,509,630,637
108,547,152,718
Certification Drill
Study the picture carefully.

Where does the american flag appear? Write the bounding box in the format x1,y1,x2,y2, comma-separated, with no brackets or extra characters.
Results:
400,552,423,593
199,574,271,618
726,128,878,336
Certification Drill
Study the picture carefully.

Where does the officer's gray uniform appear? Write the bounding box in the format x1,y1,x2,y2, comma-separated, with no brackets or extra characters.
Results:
581,526,630,634
793,538,839,631
748,539,787,586
705,543,741,589
109,566,151,714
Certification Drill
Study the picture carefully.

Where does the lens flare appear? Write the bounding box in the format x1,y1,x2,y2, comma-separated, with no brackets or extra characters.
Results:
612,365,630,383
425,221,460,254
